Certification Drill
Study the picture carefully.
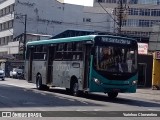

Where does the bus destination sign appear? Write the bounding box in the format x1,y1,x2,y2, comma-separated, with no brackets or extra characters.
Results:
101,37,131,45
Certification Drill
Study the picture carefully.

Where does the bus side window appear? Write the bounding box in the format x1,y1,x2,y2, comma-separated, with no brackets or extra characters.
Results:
33,45,46,60
55,44,64,60
63,43,73,60
73,42,83,60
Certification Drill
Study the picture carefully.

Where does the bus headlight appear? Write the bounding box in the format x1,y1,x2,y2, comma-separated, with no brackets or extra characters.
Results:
132,80,138,85
94,78,101,85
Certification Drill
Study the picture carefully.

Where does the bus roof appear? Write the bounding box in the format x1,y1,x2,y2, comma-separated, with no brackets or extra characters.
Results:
26,35,136,46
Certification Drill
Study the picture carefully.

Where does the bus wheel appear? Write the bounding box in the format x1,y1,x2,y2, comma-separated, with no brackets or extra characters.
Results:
108,92,118,99
71,82,79,96
36,75,43,90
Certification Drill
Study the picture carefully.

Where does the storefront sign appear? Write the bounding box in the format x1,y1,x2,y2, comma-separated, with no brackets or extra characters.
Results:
138,43,148,55
155,51,160,60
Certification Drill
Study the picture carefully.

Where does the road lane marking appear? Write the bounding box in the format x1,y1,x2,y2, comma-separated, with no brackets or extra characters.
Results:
147,109,159,111
78,100,88,104
0,95,9,99
94,109,102,111
23,102,37,105
40,93,46,95
66,99,75,101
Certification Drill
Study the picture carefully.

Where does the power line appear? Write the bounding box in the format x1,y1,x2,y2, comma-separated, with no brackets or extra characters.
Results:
98,2,118,25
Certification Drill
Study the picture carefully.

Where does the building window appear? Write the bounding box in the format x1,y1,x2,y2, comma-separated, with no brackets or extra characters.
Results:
0,4,15,17
0,10,2,16
123,19,160,27
105,0,117,3
128,8,139,15
10,4,14,12
9,20,13,28
0,20,13,31
139,9,151,16
151,9,160,16
5,7,9,14
0,24,2,31
9,35,13,42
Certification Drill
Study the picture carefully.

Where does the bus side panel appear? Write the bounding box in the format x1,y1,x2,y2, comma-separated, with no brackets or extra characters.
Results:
52,61,83,90
69,61,84,90
32,61,47,84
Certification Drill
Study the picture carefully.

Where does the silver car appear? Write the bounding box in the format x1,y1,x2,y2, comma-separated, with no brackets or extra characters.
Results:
0,69,5,81
10,68,24,79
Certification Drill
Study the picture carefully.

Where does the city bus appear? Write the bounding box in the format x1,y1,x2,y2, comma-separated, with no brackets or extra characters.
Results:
25,35,138,98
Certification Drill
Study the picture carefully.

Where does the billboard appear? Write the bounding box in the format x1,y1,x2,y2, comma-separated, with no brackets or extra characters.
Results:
155,51,160,60
138,43,148,55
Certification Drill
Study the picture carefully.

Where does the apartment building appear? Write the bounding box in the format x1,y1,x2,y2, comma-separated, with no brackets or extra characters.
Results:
149,23,160,51
94,0,160,37
0,0,114,58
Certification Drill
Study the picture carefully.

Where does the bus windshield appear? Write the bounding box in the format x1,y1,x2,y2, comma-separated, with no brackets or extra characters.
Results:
94,46,137,73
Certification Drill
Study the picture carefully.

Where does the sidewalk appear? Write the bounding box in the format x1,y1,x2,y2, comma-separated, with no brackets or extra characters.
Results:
1,78,160,102
120,88,160,102
1,78,35,89
137,88,160,95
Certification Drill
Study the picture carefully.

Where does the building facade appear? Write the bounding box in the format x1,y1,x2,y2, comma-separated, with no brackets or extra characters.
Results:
149,23,160,52
94,0,160,38
0,0,114,58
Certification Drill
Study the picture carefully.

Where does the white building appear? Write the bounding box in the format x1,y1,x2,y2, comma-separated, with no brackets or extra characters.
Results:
57,0,94,6
94,0,160,37
149,23,160,52
0,0,114,58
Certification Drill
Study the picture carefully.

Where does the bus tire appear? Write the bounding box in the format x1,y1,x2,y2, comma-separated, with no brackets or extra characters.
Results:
108,92,118,99
36,75,46,90
66,88,71,93
36,75,49,90
71,81,79,96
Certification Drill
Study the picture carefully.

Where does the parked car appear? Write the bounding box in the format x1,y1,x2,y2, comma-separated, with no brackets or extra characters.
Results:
0,69,5,81
10,68,24,79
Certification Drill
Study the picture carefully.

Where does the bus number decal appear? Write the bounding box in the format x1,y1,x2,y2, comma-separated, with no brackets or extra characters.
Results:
56,64,70,71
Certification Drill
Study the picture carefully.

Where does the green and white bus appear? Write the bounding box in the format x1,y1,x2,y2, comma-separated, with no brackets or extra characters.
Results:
25,35,138,98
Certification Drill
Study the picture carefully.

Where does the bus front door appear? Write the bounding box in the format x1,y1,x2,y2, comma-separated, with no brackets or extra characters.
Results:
46,46,55,84
83,44,92,89
28,48,33,82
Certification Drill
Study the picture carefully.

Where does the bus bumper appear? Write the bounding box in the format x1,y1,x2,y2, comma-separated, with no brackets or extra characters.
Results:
89,81,137,93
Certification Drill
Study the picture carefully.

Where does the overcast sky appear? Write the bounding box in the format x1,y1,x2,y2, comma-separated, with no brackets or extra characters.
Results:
64,0,93,6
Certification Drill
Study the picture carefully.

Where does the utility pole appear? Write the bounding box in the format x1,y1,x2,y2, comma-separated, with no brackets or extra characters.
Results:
118,0,123,34
14,13,27,60
115,0,128,34
23,14,27,60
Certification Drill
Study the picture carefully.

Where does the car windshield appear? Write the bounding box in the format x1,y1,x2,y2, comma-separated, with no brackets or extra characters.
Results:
94,46,137,73
13,68,23,72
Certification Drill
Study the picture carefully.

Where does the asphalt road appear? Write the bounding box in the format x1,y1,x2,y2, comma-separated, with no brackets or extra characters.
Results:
0,78,160,120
